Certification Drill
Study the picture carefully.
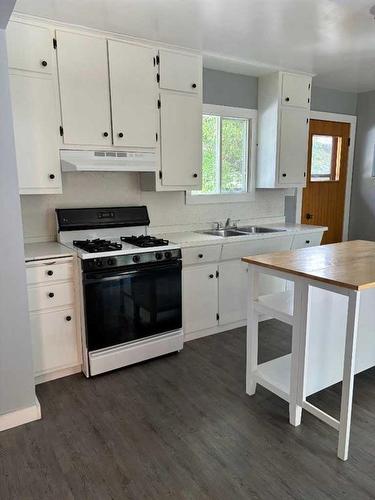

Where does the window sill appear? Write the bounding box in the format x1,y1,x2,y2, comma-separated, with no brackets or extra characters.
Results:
185,191,255,205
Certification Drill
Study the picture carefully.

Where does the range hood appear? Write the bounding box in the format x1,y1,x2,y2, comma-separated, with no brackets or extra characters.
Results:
60,149,156,173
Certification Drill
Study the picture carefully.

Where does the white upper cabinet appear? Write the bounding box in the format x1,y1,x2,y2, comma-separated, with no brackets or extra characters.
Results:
10,73,61,194
278,107,309,185
281,73,311,108
56,31,112,147
158,49,202,93
108,40,157,148
7,21,52,74
256,71,312,188
160,91,202,187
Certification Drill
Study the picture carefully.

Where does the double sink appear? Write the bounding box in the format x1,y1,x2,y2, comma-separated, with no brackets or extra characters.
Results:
196,226,286,238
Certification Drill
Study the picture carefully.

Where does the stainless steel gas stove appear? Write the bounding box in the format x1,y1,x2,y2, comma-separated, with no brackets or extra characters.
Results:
56,206,183,377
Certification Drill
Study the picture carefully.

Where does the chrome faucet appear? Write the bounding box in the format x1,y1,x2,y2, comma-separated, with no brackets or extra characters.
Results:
225,218,239,229
213,221,223,230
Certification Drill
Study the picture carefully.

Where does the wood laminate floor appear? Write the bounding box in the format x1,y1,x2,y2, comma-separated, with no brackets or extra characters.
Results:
2,320,375,499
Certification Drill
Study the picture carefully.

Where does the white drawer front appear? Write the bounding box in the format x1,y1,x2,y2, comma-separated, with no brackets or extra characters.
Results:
182,245,221,266
26,260,73,285
28,282,74,311
292,232,322,249
221,236,293,261
30,307,80,375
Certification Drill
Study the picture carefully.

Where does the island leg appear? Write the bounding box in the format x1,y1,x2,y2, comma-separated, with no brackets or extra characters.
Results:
246,265,259,395
337,290,361,461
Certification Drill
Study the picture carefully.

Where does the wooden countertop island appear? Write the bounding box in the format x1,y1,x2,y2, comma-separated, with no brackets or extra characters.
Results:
242,240,375,461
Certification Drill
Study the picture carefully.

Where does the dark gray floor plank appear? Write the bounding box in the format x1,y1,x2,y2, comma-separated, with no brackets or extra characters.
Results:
1,320,375,499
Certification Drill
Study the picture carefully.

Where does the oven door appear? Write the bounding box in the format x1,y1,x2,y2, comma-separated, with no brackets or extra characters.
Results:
83,260,182,351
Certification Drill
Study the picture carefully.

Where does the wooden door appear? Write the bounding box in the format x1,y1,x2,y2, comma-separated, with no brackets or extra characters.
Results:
108,40,157,148
160,90,202,187
302,119,350,244
56,31,112,146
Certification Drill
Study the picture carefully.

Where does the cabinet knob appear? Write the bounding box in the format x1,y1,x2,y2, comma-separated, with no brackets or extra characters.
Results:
66,315,72,322
209,274,214,279
192,83,197,89
103,132,109,137
198,253,203,258
282,173,286,177
118,132,124,138
285,97,290,102
41,60,48,67
306,240,310,244
47,270,53,276
49,173,55,180
193,173,198,178
48,292,54,298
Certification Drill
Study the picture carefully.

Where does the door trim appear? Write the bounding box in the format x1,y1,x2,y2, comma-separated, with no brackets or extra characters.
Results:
296,111,357,241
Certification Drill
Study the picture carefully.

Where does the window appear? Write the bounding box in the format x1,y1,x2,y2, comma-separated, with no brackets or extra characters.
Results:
310,134,341,182
186,105,257,204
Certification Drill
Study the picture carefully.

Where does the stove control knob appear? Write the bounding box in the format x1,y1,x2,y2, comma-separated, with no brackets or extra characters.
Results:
132,255,141,263
107,258,116,266
155,252,163,260
164,251,172,260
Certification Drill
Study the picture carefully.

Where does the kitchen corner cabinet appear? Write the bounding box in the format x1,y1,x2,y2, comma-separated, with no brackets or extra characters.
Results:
256,71,312,188
26,257,81,384
7,21,62,195
141,49,203,191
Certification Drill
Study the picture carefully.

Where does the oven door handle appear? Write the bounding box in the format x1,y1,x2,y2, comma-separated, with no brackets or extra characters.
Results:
83,261,181,283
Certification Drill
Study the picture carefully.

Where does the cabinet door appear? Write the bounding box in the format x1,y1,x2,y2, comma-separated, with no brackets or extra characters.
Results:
183,264,218,334
160,91,202,187
108,40,157,148
219,260,248,325
9,73,61,194
278,107,309,186
281,73,311,108
7,21,52,74
30,308,80,375
56,31,112,146
159,49,202,93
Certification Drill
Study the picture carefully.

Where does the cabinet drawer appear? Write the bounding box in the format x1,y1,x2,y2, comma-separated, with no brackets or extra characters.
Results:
291,232,323,249
26,260,73,285
182,245,221,266
159,49,202,93
30,307,80,375
7,21,52,74
28,282,74,311
281,73,311,108
222,236,293,261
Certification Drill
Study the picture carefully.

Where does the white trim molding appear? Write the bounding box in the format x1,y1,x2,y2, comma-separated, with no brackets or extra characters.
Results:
186,104,257,205
0,397,41,432
295,111,357,241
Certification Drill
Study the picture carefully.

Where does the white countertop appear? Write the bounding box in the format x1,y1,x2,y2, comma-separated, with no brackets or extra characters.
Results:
156,224,328,248
24,242,76,262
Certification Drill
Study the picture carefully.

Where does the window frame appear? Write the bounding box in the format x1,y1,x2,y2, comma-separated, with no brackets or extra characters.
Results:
186,104,257,205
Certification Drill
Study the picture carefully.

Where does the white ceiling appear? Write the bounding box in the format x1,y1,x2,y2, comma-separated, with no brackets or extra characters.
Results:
13,0,375,92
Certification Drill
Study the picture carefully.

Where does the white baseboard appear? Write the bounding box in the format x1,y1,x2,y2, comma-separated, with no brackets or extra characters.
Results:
35,364,82,385
0,397,41,432
184,320,246,342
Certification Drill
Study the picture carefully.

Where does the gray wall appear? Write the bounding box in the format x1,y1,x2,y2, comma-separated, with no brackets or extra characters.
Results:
0,28,36,415
310,86,358,115
203,68,358,115
349,90,375,240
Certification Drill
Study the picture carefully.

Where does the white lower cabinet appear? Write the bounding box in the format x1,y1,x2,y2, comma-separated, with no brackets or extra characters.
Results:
26,257,81,383
218,260,248,325
183,264,218,334
30,307,80,376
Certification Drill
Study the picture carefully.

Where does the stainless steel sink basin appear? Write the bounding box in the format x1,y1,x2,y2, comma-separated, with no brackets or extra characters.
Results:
195,226,286,237
196,229,243,237
236,226,286,234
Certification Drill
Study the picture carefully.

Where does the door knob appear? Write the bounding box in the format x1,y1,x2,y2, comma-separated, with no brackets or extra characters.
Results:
305,213,313,220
